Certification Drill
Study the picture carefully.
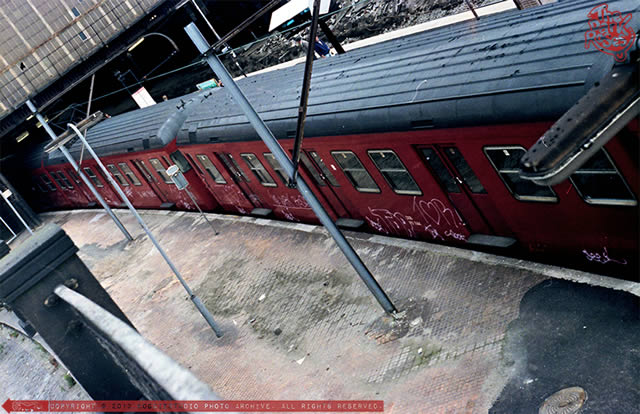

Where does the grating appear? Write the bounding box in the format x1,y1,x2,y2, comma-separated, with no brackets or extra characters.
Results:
539,387,587,414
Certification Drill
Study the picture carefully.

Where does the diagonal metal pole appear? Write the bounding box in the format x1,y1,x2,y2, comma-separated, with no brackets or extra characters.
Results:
185,23,397,315
67,123,224,338
26,100,134,242
290,0,321,186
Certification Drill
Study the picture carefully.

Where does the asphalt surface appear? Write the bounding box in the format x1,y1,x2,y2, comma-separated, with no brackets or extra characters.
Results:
490,279,640,413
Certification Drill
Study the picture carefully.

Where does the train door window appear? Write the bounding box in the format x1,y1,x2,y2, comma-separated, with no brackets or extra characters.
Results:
241,153,277,187
298,153,325,186
420,148,460,193
82,167,103,187
149,158,172,184
58,171,74,189
40,174,57,191
442,147,486,193
107,164,129,186
263,153,288,185
226,154,251,181
368,150,421,195
66,169,82,185
331,151,380,193
136,161,156,182
196,154,226,184
309,151,339,187
118,163,142,186
169,150,192,173
185,154,204,175
161,156,172,167
569,149,637,206
484,146,557,202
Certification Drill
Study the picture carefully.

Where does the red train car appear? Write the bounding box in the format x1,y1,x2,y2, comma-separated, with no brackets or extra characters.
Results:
26,0,639,278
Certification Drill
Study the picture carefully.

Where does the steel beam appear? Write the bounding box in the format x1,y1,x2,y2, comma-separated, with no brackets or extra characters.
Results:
185,22,397,315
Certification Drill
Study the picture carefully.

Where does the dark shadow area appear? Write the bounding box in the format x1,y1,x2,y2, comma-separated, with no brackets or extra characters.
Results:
490,279,640,413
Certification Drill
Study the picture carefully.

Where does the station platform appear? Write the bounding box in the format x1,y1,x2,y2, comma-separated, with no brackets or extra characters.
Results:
1,209,638,413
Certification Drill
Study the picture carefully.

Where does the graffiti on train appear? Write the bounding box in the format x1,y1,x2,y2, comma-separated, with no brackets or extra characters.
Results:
365,197,467,241
271,194,311,222
582,246,628,265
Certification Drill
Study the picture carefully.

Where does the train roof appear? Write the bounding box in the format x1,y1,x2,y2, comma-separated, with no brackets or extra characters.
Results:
47,0,640,165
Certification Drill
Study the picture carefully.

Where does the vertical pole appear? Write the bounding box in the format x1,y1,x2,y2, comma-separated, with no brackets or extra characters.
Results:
290,0,321,185
185,23,397,315
1,192,33,234
25,100,134,242
67,124,224,338
465,0,479,19
190,0,247,77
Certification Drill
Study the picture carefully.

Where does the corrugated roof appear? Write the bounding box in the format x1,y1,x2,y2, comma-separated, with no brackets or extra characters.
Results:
50,0,640,164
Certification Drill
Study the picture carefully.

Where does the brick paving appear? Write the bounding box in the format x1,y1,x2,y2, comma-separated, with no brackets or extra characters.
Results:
31,209,559,413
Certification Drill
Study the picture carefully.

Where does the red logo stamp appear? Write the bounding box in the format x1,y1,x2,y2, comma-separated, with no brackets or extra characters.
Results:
584,3,636,62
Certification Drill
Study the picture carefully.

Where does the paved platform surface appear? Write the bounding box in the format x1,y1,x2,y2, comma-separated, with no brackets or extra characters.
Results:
2,209,638,413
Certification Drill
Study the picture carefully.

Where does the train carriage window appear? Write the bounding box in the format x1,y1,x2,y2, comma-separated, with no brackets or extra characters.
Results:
66,169,81,184
368,150,421,195
263,153,288,185
51,172,71,189
420,148,460,193
185,154,204,175
40,174,57,191
331,151,380,193
569,149,637,206
148,158,172,184
309,151,340,187
58,171,74,189
442,147,486,193
118,163,142,186
82,167,103,187
484,146,557,202
196,154,226,184
240,153,277,187
107,164,129,186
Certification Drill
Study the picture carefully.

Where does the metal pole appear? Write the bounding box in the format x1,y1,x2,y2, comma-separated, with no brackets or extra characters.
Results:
318,19,346,55
67,124,224,338
86,74,95,117
290,0,321,185
184,188,219,235
185,23,397,315
25,100,134,242
190,0,247,77
0,214,18,243
0,192,33,235
465,0,479,19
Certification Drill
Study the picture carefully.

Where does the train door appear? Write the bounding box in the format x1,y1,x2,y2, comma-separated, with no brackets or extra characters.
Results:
418,145,492,235
188,152,255,213
214,152,263,209
132,159,172,206
66,168,96,205
300,149,351,219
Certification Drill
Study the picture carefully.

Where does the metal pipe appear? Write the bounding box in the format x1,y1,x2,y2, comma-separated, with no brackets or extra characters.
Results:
184,188,219,235
465,0,479,19
185,23,397,315
0,214,17,243
0,191,33,235
68,123,224,338
25,100,134,242
290,0,321,185
318,19,345,55
86,74,95,117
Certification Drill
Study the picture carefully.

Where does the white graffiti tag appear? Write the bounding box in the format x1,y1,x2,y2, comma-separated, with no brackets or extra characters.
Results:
582,247,628,265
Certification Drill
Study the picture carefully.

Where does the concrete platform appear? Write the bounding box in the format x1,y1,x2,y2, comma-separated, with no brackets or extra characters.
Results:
1,209,638,413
